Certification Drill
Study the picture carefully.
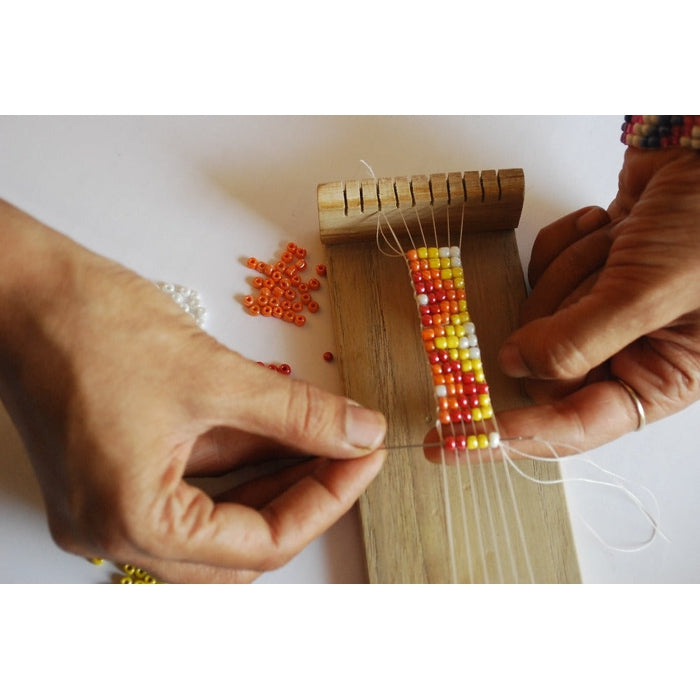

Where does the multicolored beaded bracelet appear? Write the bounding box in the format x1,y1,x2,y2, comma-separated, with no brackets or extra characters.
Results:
407,245,499,451
621,115,700,150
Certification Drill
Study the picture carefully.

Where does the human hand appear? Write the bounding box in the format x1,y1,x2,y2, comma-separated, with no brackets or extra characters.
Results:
495,147,700,453
0,200,386,582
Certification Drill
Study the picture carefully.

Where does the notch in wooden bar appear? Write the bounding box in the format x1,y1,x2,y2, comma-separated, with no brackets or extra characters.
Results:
318,168,524,244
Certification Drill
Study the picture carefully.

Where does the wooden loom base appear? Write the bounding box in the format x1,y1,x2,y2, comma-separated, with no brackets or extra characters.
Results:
324,231,580,583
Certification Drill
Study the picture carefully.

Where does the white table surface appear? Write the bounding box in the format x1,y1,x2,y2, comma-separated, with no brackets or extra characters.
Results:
1,115,698,584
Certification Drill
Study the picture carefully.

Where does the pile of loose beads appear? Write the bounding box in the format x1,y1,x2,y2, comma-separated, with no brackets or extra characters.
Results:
89,558,161,584
155,281,207,327
408,245,500,451
243,242,322,326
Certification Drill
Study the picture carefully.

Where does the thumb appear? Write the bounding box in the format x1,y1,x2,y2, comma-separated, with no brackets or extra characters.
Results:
208,356,387,459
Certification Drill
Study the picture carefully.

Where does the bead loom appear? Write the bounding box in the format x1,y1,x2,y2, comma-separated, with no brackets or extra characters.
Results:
318,169,580,583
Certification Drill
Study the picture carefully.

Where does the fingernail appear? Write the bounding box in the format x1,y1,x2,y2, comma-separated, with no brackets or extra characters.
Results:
345,402,387,451
576,206,609,235
498,343,531,378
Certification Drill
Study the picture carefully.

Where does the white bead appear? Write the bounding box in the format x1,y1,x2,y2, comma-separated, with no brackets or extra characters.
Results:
450,246,460,257
467,333,479,347
435,385,447,397
438,247,450,258
458,337,470,349
416,293,429,306
464,322,476,334
450,256,461,268
488,432,501,449
469,347,481,359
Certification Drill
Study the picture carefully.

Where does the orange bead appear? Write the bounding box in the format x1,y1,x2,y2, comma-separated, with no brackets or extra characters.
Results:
272,307,283,319
307,301,319,313
246,257,258,269
272,286,284,298
252,277,264,289
286,241,298,253
294,314,306,326
255,261,266,273
292,301,303,312
281,251,294,263
316,264,327,276
263,278,275,289
243,295,255,307
261,305,273,317
295,247,307,258
283,310,295,323
284,289,296,301
421,328,435,340
308,278,320,290
294,259,307,271
249,304,261,315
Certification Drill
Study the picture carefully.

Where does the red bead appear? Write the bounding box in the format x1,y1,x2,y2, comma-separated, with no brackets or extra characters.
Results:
469,395,481,408
421,314,433,327
279,363,292,375
444,435,457,450
323,351,334,362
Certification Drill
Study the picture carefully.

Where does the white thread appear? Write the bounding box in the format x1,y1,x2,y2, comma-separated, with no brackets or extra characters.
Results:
498,437,667,552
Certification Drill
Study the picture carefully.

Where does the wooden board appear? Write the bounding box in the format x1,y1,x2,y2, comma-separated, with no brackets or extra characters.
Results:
318,169,580,583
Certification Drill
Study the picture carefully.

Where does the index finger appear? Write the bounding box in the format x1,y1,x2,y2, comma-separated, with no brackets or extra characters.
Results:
493,380,645,456
149,450,385,571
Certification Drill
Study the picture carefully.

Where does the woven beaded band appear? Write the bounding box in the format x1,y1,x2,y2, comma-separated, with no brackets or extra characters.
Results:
621,116,700,150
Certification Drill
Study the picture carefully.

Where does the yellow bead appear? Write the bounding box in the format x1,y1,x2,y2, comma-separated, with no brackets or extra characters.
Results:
445,324,455,336
451,314,462,325
467,435,479,450
427,247,439,258
119,576,133,584
459,312,470,324
472,407,483,422
448,349,459,360
417,247,428,259
475,372,486,383
454,324,466,338
440,268,452,280
479,394,491,407
446,336,459,349
434,337,448,350
122,563,136,575
454,278,465,289
472,359,483,371
461,359,473,371
458,301,468,313
440,257,451,269
429,258,440,269
90,558,104,566
452,266,464,279
478,434,489,449
481,405,494,419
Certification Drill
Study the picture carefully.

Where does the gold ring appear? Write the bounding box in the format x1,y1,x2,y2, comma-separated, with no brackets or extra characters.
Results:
615,378,646,431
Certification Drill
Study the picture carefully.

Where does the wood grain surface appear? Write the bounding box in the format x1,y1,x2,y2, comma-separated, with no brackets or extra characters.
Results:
319,170,580,583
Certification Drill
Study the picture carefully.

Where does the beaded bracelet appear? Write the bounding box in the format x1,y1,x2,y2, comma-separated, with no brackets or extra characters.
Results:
621,116,700,150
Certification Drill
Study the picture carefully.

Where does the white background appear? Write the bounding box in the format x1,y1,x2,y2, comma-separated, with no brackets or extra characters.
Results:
1,115,699,584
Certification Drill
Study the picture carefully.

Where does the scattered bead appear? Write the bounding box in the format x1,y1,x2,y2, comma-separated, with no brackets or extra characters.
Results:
323,351,334,362
316,264,327,276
